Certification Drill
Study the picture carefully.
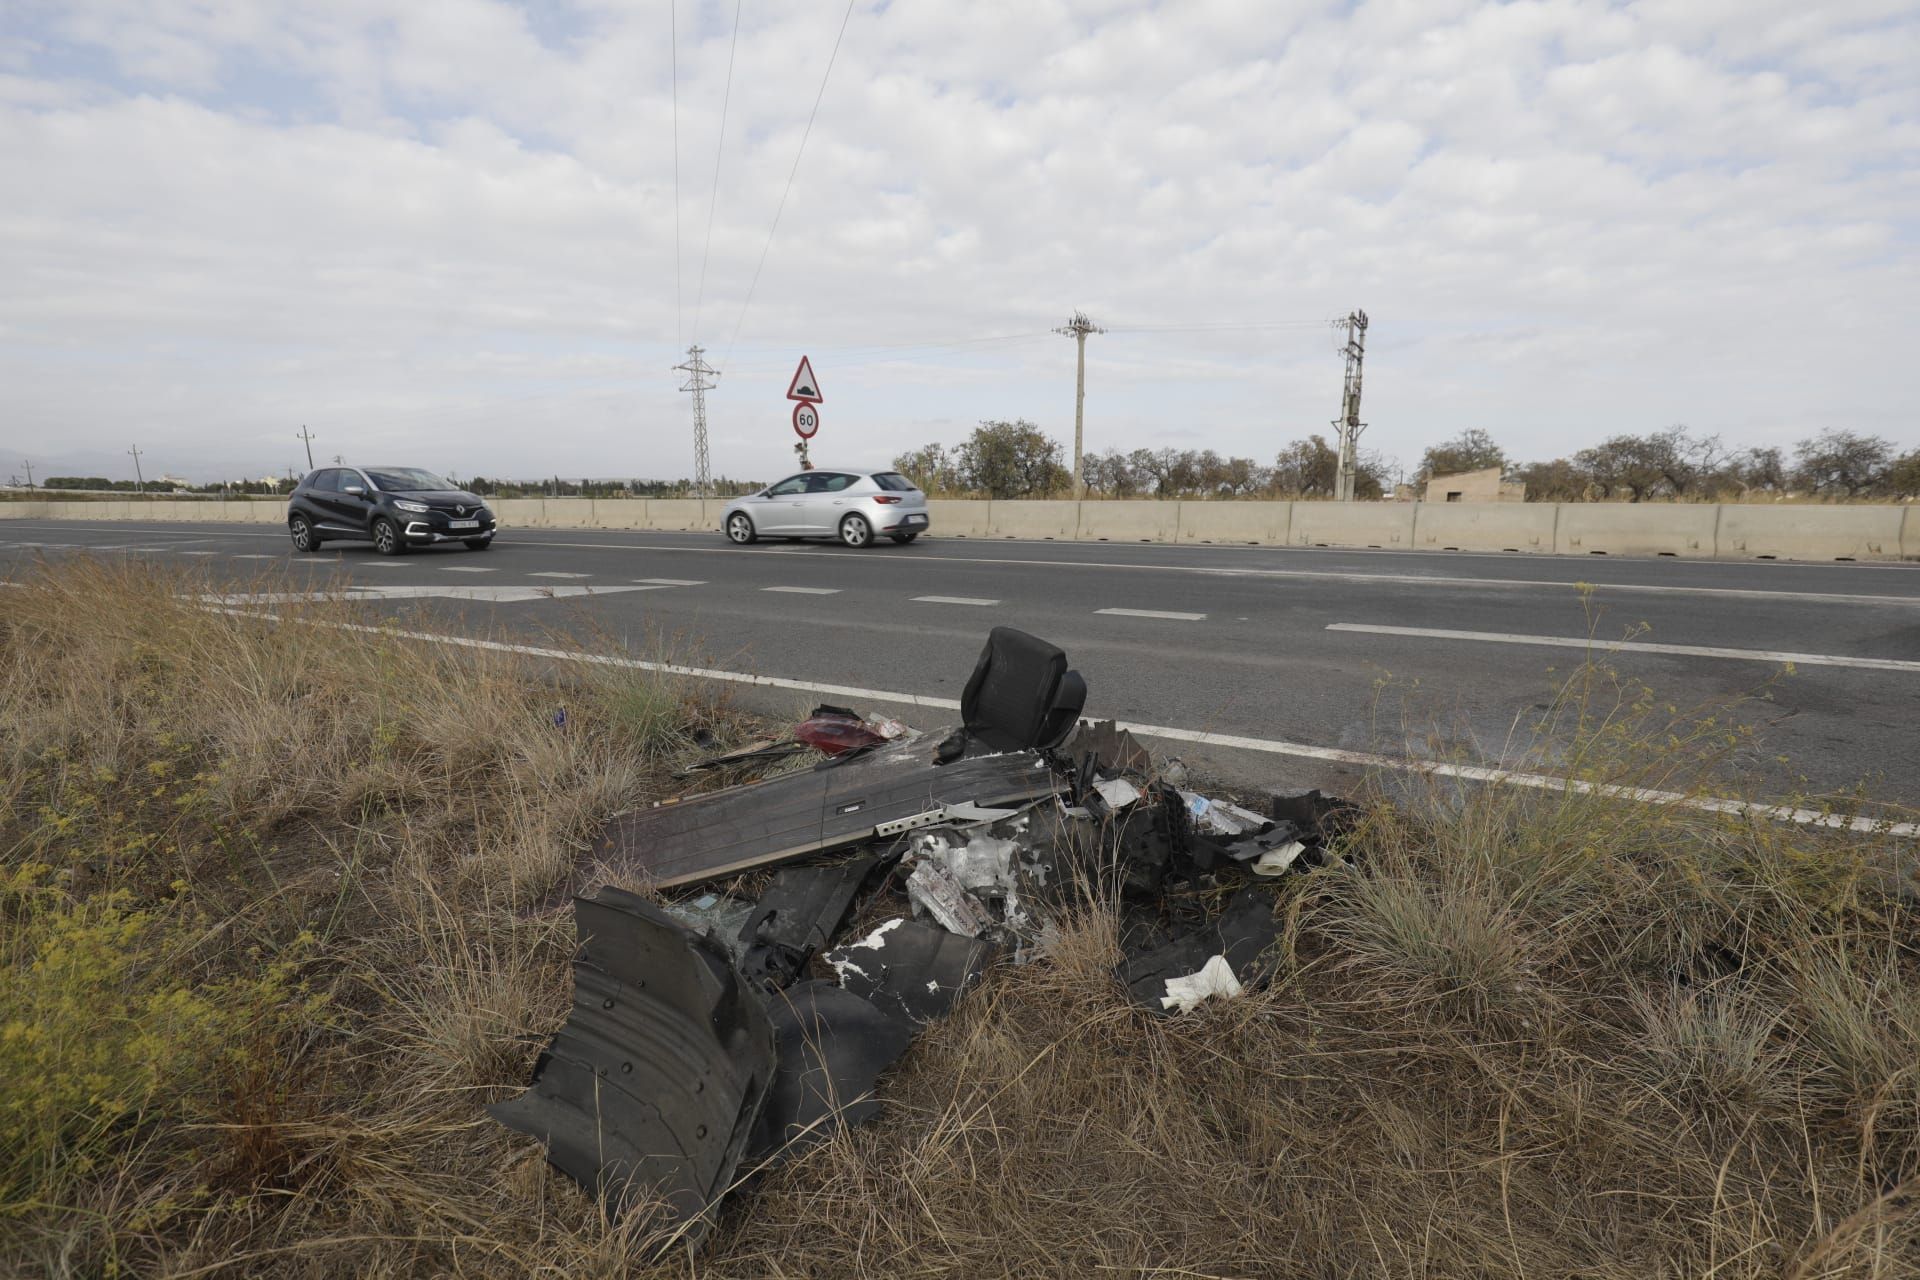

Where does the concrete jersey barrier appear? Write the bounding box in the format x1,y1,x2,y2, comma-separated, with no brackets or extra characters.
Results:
4,495,1914,561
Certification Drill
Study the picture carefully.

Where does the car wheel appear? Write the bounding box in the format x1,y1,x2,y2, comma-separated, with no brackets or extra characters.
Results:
464,537,492,551
889,531,919,544
839,514,873,548
289,514,322,553
372,517,406,555
725,512,757,545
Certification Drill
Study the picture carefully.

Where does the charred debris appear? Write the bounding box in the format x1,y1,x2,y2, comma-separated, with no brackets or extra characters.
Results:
490,627,1355,1247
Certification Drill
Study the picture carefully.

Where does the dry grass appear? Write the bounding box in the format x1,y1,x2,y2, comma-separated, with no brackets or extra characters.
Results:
3,556,1918,1278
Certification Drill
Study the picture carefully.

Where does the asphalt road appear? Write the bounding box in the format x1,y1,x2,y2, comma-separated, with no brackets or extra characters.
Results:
5,517,1919,814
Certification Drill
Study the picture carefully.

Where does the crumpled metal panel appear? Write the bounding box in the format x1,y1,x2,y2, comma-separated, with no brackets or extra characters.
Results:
488,889,774,1245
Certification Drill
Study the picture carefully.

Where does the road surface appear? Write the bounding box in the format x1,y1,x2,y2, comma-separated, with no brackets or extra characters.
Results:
4,517,1917,815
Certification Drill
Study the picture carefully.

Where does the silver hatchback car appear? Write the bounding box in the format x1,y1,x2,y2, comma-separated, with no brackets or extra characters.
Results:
721,468,931,547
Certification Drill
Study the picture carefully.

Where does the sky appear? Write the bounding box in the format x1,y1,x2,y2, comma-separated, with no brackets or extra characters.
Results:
2,0,1916,486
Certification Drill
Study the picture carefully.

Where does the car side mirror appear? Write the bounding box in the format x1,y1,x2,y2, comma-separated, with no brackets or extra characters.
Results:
344,485,365,496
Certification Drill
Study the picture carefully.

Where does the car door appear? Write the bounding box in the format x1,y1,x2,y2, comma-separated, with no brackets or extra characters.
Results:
813,472,863,535
756,475,811,535
792,472,854,536
334,468,377,534
304,469,349,529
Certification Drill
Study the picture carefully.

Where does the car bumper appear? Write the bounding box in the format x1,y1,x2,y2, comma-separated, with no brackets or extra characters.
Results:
403,519,497,543
880,512,930,533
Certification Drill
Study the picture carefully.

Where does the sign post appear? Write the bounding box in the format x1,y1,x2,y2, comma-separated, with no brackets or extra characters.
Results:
786,356,824,467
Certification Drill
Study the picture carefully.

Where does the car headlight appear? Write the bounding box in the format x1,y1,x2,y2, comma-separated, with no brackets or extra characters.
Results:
394,500,430,514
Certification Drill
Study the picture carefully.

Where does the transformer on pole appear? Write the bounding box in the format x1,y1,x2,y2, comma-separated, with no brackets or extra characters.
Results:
1331,309,1368,501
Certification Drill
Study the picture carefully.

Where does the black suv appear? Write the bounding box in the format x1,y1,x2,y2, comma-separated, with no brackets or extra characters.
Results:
286,466,496,555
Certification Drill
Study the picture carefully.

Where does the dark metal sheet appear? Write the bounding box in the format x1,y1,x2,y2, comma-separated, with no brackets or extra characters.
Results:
825,917,997,1025
737,855,881,989
488,889,774,1245
593,741,1064,889
746,980,914,1162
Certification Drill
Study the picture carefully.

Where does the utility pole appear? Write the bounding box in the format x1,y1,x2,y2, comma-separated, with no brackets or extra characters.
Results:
21,459,33,489
127,444,148,499
1054,311,1104,497
332,454,342,465
1331,309,1369,502
296,424,316,470
674,344,720,499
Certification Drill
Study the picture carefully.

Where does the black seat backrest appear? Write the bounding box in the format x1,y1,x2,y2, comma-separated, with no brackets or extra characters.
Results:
959,627,1086,752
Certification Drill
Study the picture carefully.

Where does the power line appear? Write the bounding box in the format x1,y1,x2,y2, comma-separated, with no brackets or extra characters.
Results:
721,0,859,368
689,0,743,343
670,0,682,349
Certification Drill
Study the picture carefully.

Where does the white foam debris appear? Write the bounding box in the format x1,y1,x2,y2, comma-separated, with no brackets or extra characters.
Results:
1160,955,1243,1012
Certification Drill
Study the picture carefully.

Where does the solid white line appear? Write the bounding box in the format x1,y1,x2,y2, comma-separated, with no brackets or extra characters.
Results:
231,554,277,559
528,571,590,579
177,551,219,556
1097,607,1207,621
207,608,1919,839
441,566,496,573
912,595,1000,606
1327,623,1920,674
636,578,707,586
762,586,840,594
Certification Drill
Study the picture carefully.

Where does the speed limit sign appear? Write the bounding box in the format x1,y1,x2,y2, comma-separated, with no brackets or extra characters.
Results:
792,402,820,439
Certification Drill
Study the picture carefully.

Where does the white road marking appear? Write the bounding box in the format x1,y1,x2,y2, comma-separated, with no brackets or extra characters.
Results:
231,554,277,560
1097,607,1207,621
489,538,1920,607
1327,623,1920,674
359,560,408,567
528,571,590,579
441,566,496,573
762,586,840,594
207,608,1919,839
912,595,1000,606
208,585,652,605
177,551,219,556
636,578,706,586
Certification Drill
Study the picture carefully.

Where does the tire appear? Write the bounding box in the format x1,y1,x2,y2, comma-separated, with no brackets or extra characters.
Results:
372,517,406,556
464,537,492,551
289,514,322,553
839,514,873,548
725,512,758,545
889,531,920,544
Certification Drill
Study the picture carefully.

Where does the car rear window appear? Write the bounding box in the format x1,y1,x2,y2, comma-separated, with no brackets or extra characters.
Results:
873,472,917,492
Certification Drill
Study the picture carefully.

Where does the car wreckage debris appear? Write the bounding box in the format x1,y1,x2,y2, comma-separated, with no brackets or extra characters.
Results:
494,627,1349,1243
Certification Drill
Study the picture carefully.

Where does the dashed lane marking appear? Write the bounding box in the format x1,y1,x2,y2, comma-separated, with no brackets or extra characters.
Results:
636,578,706,586
762,586,841,594
1096,607,1207,621
912,596,1000,606
441,566,496,573
1327,622,1920,673
528,571,590,579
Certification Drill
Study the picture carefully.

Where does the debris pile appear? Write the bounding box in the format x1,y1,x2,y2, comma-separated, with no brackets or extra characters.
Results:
490,627,1352,1248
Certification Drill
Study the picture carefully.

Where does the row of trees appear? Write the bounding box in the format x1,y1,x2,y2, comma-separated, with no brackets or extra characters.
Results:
1423,427,1920,502
894,421,1393,500
893,422,1920,502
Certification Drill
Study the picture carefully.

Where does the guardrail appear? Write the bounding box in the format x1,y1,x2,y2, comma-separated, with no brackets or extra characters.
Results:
4,497,1917,561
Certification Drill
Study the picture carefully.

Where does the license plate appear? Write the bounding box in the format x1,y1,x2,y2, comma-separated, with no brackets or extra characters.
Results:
904,514,926,524
448,520,479,529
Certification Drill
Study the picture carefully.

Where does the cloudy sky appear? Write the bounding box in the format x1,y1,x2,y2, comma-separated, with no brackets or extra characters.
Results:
3,0,1916,485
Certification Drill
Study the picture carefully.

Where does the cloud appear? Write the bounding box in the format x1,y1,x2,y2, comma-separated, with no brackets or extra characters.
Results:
1,0,1916,482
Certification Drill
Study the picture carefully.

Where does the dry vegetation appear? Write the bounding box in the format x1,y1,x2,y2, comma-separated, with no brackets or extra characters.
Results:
3,557,1918,1278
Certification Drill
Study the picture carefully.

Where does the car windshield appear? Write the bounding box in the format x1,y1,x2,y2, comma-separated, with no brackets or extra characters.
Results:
873,472,917,492
366,468,452,492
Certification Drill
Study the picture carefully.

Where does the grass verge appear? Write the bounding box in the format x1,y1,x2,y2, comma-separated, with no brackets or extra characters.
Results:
2,557,1917,1277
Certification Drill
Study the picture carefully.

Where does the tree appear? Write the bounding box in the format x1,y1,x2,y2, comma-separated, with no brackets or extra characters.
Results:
1730,447,1787,496
1792,430,1893,497
1268,436,1387,499
1885,452,1920,500
891,443,959,495
1419,428,1506,481
952,420,1068,498
1514,458,1589,502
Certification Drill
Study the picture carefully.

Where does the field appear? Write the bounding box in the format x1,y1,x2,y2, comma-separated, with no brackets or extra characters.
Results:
2,557,1917,1278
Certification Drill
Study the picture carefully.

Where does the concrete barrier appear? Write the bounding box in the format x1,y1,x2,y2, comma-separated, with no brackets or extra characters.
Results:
1715,504,1905,561
588,499,649,530
1174,501,1290,545
646,499,709,531
1905,505,1920,561
1289,501,1415,549
489,498,541,528
986,500,1080,540
1076,500,1178,543
1554,504,1717,557
1412,503,1557,553
0,502,49,519
926,499,990,538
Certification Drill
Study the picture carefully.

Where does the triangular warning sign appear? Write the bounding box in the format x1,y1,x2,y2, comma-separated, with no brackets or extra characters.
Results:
785,355,824,404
